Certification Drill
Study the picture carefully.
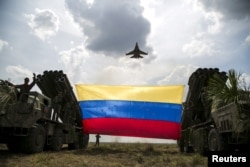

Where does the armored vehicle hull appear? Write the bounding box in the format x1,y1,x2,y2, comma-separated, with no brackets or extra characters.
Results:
179,68,250,155
0,71,89,153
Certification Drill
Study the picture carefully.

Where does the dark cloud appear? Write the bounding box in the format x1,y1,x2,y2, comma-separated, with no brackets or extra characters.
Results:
65,0,151,55
198,0,250,20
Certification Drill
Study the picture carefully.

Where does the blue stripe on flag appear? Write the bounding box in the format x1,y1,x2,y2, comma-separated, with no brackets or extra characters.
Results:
79,100,182,123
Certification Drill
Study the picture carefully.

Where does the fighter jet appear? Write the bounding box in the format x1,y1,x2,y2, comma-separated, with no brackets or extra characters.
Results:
126,42,148,59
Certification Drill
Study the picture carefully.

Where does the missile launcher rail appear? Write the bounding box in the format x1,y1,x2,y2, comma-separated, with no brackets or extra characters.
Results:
36,70,82,127
0,70,88,154
179,68,250,155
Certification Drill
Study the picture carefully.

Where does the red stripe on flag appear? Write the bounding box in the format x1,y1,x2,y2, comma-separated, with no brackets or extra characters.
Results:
82,118,181,139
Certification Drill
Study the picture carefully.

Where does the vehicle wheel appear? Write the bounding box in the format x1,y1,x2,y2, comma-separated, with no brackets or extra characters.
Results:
80,133,89,149
68,140,79,150
196,143,208,156
68,133,89,150
194,133,208,156
68,132,79,150
208,128,223,151
177,139,184,153
184,145,194,153
50,128,63,151
21,124,46,154
7,136,22,153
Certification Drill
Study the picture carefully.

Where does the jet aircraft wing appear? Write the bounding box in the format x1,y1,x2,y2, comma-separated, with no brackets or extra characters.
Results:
126,50,135,55
139,50,148,55
125,42,148,59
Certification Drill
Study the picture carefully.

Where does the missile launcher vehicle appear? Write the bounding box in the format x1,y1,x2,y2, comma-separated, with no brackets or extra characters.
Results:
179,68,250,155
0,70,89,153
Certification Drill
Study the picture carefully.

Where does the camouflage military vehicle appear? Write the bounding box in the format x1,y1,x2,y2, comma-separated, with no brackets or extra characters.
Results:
179,68,250,155
0,70,89,153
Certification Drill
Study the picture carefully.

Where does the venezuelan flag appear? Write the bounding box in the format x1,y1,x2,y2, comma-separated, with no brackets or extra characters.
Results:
76,84,184,139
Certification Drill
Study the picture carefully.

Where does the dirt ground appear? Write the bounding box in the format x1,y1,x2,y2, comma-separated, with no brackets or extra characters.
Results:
0,143,207,167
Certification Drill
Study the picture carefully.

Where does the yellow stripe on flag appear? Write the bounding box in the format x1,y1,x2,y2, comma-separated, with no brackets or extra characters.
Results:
75,84,184,104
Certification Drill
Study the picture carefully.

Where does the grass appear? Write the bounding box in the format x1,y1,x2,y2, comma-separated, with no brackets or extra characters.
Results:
0,143,207,167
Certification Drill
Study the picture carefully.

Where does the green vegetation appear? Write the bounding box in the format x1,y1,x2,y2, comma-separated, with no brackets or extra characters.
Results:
208,69,250,110
0,143,207,167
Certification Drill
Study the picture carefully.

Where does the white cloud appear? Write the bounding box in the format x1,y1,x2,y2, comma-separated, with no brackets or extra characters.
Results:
140,0,207,60
59,44,88,69
245,34,250,45
58,43,150,85
58,44,89,80
241,72,250,88
25,8,60,41
157,65,197,85
95,62,147,85
5,65,34,83
0,39,9,51
182,38,217,57
205,11,223,34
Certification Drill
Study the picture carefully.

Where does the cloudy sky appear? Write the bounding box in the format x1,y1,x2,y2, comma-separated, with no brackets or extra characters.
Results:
0,0,250,143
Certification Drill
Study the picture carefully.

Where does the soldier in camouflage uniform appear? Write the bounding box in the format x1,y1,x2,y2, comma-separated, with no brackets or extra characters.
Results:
14,73,36,102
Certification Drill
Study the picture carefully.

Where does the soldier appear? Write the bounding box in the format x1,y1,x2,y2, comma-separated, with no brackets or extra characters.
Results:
95,134,101,147
14,73,36,102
